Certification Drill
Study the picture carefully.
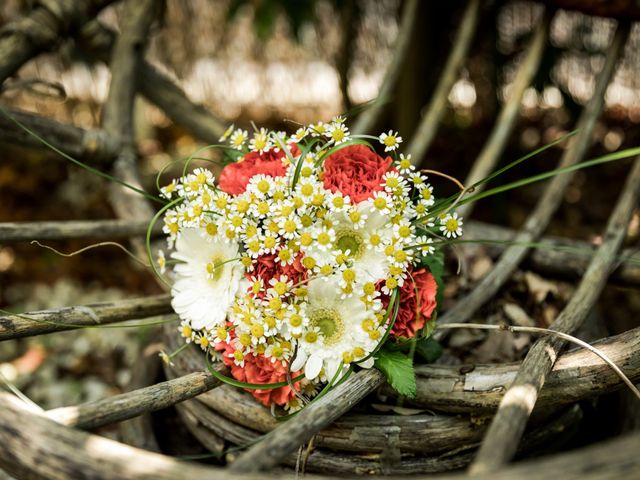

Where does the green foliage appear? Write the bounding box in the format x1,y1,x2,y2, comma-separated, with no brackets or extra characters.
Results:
414,336,443,363
420,247,445,311
375,348,416,398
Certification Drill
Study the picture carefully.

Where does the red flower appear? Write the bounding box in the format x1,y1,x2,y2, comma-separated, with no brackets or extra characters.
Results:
218,146,300,195
381,267,438,339
215,341,300,407
323,145,393,203
248,253,307,298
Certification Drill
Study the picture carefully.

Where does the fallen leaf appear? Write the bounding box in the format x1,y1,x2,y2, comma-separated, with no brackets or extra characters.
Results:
503,303,535,327
524,271,558,303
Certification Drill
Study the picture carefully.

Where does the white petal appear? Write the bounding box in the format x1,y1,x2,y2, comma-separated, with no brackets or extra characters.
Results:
305,354,323,380
290,352,307,372
358,357,375,369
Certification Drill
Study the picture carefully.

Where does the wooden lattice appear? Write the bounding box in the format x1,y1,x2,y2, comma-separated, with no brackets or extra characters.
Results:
1,1,639,479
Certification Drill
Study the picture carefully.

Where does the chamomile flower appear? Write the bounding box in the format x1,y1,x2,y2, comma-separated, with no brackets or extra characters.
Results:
160,179,178,199
326,122,350,145
291,127,308,143
230,129,249,150
249,127,272,153
219,124,234,142
378,130,403,152
396,153,415,174
157,250,167,274
439,212,463,238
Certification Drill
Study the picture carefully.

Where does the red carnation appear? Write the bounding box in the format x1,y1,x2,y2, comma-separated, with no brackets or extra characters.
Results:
216,341,300,407
323,144,393,203
381,267,438,339
218,146,300,195
248,253,307,298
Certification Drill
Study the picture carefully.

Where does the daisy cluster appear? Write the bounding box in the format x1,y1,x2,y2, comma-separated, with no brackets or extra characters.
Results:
159,118,463,411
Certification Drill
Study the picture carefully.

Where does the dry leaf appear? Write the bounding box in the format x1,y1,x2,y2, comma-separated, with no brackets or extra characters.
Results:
503,303,535,327
470,256,493,282
524,271,558,302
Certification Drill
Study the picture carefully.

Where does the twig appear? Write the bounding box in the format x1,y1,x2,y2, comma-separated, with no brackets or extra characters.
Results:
434,22,631,342
406,0,481,163
77,20,227,143
30,240,150,267
456,10,551,218
352,0,419,135
47,369,220,430
228,369,385,473
0,295,172,340
462,220,640,286
470,148,640,471
0,0,116,84
438,323,640,401
101,0,160,258
0,219,161,243
0,108,119,164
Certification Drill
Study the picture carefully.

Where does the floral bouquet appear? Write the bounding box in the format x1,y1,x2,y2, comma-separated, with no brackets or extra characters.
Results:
156,117,463,413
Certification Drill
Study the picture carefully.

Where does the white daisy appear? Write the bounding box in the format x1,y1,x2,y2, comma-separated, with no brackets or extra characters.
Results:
170,228,244,331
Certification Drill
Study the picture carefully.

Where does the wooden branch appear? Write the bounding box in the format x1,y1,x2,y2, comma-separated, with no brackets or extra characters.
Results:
47,370,220,430
434,22,631,341
463,220,640,287
101,0,159,256
470,153,640,472
0,108,119,163
174,396,582,474
352,0,419,135
0,0,116,84
118,341,163,451
385,327,640,413
335,0,357,112
77,20,227,144
0,295,172,341
456,11,550,218
406,0,481,163
0,391,638,479
228,369,386,473
0,219,161,242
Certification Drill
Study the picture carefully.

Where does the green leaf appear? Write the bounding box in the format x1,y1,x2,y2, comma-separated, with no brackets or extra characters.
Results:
414,336,443,363
421,248,445,310
375,349,416,398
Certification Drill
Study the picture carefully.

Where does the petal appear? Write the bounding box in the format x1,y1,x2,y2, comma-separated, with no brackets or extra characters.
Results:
305,354,323,380
290,352,307,372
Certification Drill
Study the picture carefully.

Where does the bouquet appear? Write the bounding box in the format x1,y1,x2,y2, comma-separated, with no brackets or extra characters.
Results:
157,117,463,413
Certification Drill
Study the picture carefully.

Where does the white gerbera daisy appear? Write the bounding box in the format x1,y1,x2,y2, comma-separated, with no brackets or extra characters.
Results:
291,276,382,380
170,228,244,331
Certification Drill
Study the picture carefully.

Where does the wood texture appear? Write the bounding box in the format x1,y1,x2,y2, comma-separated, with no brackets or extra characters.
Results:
463,220,640,286
77,20,227,144
47,369,220,429
228,369,386,473
0,295,172,340
389,327,640,413
0,107,119,163
1,392,637,480
352,0,419,135
0,0,115,84
435,22,630,341
456,11,550,218
0,219,160,242
406,0,480,162
470,151,640,473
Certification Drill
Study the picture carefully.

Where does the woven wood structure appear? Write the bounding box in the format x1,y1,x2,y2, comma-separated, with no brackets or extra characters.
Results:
1,1,640,478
